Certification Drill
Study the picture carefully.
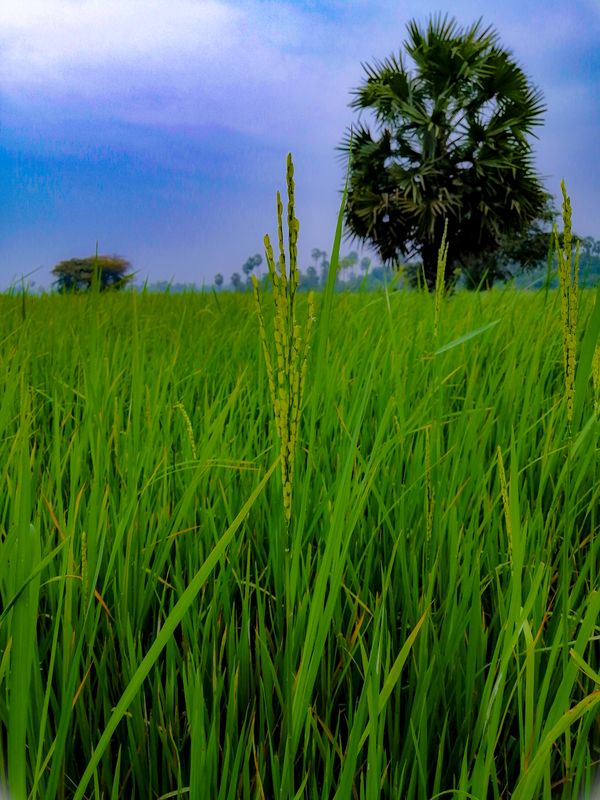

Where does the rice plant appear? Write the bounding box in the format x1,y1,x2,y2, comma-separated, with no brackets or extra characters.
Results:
251,153,315,528
593,346,600,418
555,179,580,433
0,165,600,800
433,217,449,341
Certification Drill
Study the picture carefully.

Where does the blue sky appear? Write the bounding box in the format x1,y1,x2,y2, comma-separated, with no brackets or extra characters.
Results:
1,0,599,291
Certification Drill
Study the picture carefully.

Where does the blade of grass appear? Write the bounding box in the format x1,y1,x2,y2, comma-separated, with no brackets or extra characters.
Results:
433,320,501,355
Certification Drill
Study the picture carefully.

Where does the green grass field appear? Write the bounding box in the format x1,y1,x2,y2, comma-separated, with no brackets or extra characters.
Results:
1,159,600,799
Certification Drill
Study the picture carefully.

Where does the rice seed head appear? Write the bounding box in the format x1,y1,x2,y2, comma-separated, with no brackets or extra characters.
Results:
174,401,197,460
553,180,579,431
252,154,315,524
425,426,434,542
592,344,600,419
81,530,89,610
434,219,449,339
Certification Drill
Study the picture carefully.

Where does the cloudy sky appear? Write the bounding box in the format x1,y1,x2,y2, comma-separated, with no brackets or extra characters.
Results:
1,0,598,291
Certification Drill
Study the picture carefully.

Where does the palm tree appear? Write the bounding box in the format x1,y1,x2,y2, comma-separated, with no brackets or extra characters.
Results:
242,254,262,281
311,248,327,271
305,265,319,288
335,14,551,291
214,273,224,288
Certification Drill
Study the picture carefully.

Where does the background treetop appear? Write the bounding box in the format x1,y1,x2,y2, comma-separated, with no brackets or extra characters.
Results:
51,254,134,293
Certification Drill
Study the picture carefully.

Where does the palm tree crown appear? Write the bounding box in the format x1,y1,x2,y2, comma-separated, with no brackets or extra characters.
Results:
335,14,551,290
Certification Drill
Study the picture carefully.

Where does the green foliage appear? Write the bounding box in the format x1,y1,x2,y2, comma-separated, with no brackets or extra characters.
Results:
335,13,550,291
1,282,600,798
52,254,134,293
4,145,600,799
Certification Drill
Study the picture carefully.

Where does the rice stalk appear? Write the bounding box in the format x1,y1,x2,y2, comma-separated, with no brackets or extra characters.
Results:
252,153,315,526
592,344,600,419
174,401,197,461
553,181,581,739
81,531,89,612
554,180,580,433
425,425,434,545
434,218,449,340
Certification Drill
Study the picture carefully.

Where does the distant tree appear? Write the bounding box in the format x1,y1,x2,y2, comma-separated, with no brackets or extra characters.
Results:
579,236,597,262
52,254,134,293
311,248,327,271
335,14,550,291
297,266,317,290
242,254,262,281
308,248,325,282
214,273,224,288
360,257,372,273
305,265,319,287
171,282,198,293
230,272,242,290
338,251,359,279
369,266,388,283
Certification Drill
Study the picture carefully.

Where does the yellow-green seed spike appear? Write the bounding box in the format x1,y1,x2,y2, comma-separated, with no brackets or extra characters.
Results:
555,180,579,430
286,155,300,301
81,530,89,610
425,426,434,543
253,152,316,529
434,219,449,340
592,345,600,417
264,234,277,291
276,191,287,288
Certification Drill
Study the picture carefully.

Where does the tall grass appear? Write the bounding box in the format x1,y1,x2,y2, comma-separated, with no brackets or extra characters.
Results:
0,161,600,799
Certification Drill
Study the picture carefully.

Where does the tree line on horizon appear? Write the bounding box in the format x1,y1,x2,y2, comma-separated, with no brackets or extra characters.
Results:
40,231,600,297
63,234,597,295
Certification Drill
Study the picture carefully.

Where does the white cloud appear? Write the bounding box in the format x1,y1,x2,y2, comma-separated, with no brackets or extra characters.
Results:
0,0,596,144
0,0,352,139
0,0,240,71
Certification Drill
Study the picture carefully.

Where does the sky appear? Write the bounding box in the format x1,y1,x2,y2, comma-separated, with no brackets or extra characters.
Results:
0,0,599,291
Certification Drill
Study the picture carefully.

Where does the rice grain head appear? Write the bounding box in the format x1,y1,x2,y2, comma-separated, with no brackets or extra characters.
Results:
81,530,89,610
592,344,600,419
434,218,449,340
425,425,434,543
174,401,197,461
554,180,579,432
252,153,315,524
